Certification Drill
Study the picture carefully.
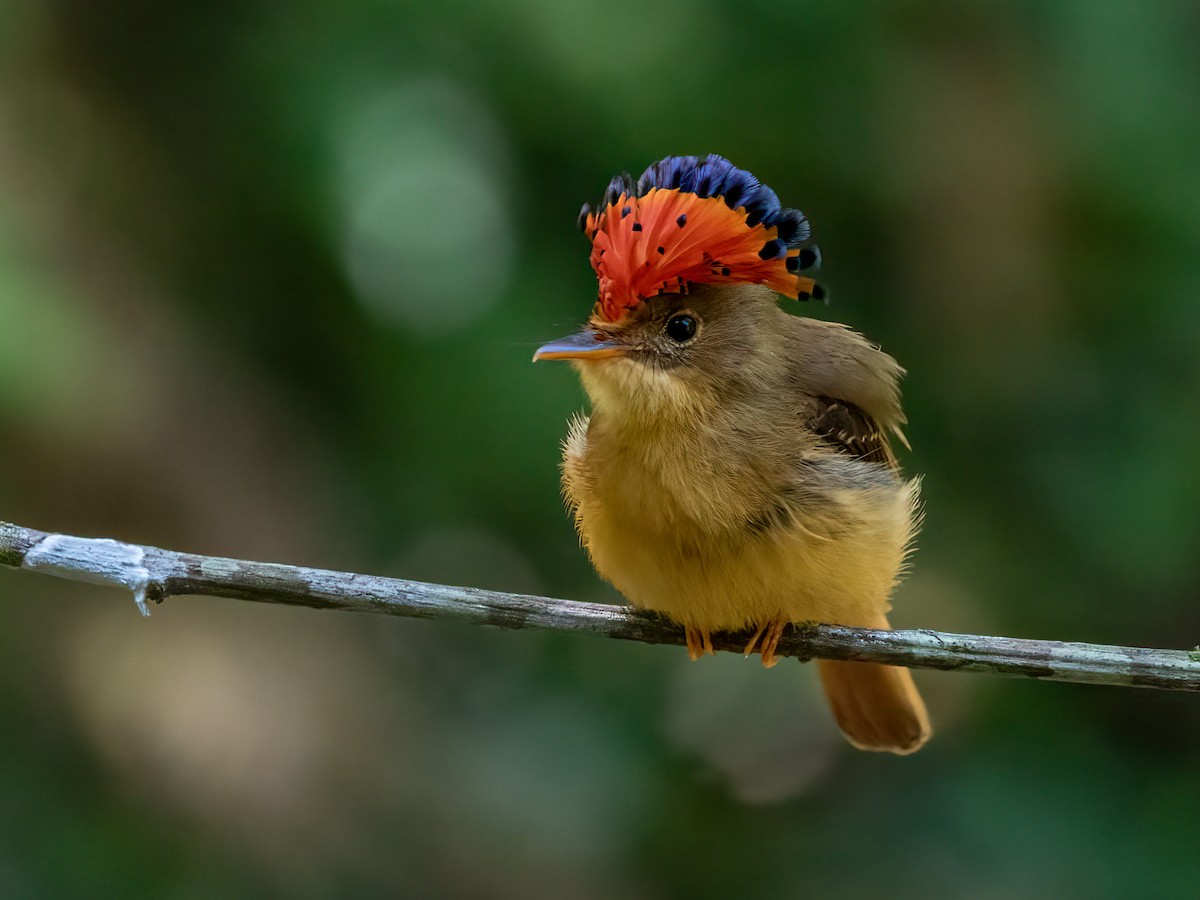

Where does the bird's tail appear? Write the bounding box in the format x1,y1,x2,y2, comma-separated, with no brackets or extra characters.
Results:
817,618,931,754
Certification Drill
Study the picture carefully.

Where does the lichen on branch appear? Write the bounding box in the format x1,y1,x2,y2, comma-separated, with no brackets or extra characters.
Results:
1,520,1198,692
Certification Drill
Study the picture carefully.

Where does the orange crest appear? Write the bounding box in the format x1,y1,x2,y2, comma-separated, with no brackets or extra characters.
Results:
577,155,823,322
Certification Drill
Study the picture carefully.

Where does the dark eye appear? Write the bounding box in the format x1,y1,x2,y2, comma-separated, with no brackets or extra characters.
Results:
664,312,698,343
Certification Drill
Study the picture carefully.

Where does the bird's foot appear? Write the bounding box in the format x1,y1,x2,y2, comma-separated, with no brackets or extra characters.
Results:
745,618,789,668
684,626,715,661
743,622,768,658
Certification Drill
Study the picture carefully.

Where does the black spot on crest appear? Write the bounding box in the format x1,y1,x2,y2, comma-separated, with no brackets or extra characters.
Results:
758,239,786,260
798,246,820,269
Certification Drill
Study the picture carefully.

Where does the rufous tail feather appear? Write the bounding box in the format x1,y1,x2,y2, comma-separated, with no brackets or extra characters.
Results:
817,616,931,754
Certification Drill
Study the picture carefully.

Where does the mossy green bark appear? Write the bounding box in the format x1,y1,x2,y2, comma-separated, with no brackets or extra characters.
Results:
0,522,30,567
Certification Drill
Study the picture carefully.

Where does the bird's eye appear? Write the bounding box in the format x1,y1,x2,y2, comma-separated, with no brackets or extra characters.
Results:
664,312,698,343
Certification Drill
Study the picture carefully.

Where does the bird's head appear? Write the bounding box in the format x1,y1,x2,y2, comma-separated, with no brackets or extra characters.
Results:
535,155,824,421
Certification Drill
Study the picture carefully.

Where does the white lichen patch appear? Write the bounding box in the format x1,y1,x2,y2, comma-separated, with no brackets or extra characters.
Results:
1048,640,1135,685
199,557,242,579
23,534,154,616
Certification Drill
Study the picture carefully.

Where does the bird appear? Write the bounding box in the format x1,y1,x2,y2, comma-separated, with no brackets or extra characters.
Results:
534,154,931,754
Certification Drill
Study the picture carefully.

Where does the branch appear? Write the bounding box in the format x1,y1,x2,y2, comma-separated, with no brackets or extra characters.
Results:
2,520,1198,691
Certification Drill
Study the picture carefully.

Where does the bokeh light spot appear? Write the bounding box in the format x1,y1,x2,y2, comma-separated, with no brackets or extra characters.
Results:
337,79,515,336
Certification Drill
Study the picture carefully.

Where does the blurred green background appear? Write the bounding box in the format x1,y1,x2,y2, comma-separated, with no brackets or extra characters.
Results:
1,0,1198,896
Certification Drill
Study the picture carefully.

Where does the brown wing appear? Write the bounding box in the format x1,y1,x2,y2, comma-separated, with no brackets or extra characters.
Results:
809,395,899,471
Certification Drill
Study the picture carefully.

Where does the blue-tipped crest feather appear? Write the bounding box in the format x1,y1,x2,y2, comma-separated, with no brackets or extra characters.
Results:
586,153,825,305
630,155,818,245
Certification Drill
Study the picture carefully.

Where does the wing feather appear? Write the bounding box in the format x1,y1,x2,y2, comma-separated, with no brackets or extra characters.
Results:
809,395,899,471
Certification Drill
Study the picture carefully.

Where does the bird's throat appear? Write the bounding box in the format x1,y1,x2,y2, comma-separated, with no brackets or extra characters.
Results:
576,358,712,434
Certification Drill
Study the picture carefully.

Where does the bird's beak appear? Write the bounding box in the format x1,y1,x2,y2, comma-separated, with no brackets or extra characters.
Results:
532,329,626,362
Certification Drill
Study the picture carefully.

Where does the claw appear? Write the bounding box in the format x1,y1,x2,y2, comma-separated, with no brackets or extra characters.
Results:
759,619,789,668
685,626,714,661
743,621,768,657
746,619,789,668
